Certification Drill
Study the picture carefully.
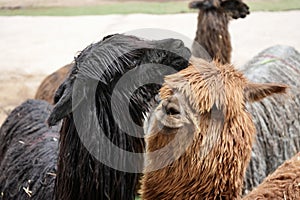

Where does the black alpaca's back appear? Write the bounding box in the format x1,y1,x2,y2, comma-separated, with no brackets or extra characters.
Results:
0,100,60,200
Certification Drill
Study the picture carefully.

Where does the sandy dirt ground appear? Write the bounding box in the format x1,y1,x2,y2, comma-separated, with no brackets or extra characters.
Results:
0,11,300,125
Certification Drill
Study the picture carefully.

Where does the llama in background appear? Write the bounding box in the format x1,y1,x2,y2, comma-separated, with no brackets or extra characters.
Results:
189,0,249,64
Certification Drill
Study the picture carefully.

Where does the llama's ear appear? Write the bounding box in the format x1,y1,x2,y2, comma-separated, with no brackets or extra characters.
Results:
189,1,203,9
48,80,85,126
189,0,215,10
244,82,288,102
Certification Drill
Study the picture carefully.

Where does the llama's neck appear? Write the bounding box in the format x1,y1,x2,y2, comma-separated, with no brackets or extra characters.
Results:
194,10,231,64
141,113,255,200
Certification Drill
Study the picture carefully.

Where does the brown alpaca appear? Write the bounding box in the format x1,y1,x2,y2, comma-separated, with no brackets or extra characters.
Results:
190,0,249,64
140,57,288,199
243,152,300,199
35,63,73,104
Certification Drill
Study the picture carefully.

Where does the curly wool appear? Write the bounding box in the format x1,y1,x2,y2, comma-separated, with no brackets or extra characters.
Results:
0,100,60,200
243,45,300,194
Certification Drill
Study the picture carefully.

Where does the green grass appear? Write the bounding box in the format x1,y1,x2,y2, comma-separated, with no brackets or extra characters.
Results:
0,0,299,16
247,0,300,12
0,2,190,16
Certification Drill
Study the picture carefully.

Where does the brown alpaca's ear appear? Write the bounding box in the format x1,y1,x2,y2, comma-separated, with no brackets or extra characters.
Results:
244,82,289,102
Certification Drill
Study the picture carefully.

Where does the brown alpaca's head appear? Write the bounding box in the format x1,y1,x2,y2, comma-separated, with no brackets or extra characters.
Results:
140,57,288,200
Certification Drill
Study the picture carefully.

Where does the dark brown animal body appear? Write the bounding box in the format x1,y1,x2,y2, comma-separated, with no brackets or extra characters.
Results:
243,152,300,199
242,45,300,194
0,100,60,200
140,57,287,199
190,0,249,64
35,63,72,104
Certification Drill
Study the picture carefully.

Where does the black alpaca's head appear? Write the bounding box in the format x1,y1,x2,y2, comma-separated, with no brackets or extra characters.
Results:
189,0,250,19
48,34,191,127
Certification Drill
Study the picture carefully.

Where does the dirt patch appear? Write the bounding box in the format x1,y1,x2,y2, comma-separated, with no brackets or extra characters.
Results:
0,72,46,125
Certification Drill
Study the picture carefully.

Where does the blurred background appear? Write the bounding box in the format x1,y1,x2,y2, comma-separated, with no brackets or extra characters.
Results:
0,0,299,125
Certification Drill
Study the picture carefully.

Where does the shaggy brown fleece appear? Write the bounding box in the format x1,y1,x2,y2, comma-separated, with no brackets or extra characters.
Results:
140,57,287,200
243,152,300,199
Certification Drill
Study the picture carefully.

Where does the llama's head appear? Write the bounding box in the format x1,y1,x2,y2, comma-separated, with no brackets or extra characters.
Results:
48,33,191,128
189,0,250,19
141,57,287,199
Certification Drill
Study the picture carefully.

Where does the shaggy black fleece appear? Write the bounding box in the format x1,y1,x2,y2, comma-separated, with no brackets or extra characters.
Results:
48,34,191,200
0,100,60,200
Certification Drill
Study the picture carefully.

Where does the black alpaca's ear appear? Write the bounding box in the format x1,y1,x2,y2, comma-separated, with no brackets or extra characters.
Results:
221,0,250,19
48,79,85,126
48,80,73,126
53,79,68,104
102,34,117,41
189,0,215,10
244,82,289,103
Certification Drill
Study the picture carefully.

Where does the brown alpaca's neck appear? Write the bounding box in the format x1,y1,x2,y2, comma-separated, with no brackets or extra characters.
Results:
194,10,231,64
141,113,255,200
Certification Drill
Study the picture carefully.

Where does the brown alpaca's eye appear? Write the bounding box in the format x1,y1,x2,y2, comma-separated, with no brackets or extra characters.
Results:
161,97,181,116
166,107,180,115
163,103,180,116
